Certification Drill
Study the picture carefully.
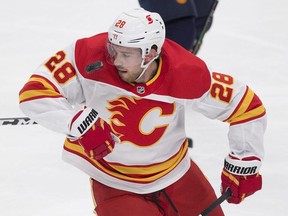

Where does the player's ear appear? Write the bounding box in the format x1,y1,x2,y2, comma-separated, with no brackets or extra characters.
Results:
144,47,158,63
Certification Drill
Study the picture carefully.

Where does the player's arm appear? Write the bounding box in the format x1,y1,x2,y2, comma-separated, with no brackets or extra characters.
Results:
190,71,267,204
19,43,117,159
19,43,85,134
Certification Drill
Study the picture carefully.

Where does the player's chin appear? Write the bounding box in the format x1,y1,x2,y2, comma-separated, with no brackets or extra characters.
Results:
118,72,130,82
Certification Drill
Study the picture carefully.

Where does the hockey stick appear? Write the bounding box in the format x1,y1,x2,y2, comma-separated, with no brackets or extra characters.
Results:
0,117,37,126
1,116,194,147
200,188,232,216
193,0,219,54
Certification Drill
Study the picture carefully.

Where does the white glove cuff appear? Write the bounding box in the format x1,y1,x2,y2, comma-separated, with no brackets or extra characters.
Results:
224,156,262,176
69,107,99,138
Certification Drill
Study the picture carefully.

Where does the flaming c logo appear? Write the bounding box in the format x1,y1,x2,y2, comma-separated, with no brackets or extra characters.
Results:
107,96,175,147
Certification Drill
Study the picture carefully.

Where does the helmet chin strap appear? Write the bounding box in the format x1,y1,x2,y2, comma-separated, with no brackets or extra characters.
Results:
134,54,159,82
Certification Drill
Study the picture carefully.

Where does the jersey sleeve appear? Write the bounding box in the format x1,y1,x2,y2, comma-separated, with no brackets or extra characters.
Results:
190,71,267,159
19,42,85,135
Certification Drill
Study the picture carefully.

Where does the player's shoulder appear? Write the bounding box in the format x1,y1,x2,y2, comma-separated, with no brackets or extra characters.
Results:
75,32,107,52
162,38,208,70
160,39,211,99
73,32,109,76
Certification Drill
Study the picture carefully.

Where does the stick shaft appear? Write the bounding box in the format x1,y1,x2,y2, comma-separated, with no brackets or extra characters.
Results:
0,117,37,126
200,188,231,216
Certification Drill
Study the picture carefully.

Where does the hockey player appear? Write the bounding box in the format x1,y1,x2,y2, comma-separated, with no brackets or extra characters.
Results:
19,8,266,216
138,0,217,53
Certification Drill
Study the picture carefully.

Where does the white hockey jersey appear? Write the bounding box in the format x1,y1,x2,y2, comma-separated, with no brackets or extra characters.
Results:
19,33,266,194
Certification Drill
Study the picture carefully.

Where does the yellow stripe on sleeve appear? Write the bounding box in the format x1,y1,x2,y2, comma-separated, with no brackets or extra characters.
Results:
227,105,266,124
225,87,254,123
19,76,62,102
225,87,265,124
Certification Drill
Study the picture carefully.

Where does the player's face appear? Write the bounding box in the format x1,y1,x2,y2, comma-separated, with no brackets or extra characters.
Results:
107,43,143,83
